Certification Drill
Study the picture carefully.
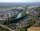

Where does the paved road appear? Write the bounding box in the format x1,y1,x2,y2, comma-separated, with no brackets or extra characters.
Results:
0,24,15,31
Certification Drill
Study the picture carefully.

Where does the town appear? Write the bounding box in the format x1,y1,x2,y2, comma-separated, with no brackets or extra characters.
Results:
0,6,40,31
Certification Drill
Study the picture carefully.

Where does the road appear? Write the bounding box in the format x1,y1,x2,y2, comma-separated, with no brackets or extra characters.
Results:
0,24,15,31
